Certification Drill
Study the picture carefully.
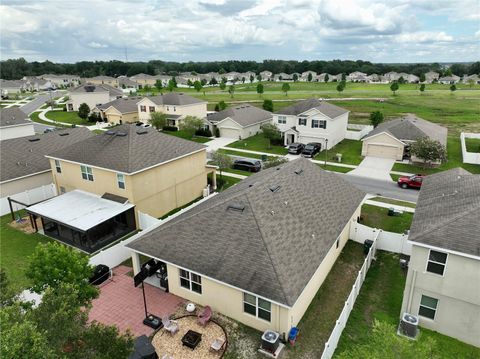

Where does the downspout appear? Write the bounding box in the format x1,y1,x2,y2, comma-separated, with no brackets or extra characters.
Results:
407,270,417,313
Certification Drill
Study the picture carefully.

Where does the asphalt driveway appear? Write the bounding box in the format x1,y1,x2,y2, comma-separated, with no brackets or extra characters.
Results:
348,156,395,181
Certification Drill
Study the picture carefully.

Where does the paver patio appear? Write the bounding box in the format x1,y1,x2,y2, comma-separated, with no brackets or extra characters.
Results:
89,265,184,337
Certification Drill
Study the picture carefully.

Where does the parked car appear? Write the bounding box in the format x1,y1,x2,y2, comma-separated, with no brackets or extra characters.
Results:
233,159,262,172
43,127,55,133
301,143,322,158
288,142,305,155
397,174,425,189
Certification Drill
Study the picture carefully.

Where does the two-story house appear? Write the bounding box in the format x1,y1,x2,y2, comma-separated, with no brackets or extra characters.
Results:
66,83,123,112
136,93,207,127
400,168,480,347
273,98,349,149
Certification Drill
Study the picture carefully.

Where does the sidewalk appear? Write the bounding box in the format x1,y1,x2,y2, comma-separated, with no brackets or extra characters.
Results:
37,109,110,131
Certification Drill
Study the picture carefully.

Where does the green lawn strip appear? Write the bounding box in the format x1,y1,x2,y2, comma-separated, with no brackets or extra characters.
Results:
227,133,288,155
285,241,365,358
320,139,363,165
369,196,416,208
29,112,69,128
0,212,53,292
317,164,353,173
217,148,276,160
390,174,401,182
360,204,413,233
44,110,90,126
465,137,480,153
334,251,480,359
163,130,211,143
223,168,252,177
218,176,242,191
91,129,105,135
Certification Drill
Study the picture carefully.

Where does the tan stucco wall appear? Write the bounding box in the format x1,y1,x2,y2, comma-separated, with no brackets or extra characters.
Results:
401,245,480,347
361,133,404,160
104,109,139,124
0,172,53,197
137,99,207,122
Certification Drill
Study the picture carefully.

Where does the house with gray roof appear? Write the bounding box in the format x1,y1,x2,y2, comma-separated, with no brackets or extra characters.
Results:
127,158,365,335
205,104,272,139
94,97,143,124
0,107,35,140
273,98,350,149
400,168,480,347
361,114,447,161
0,79,26,95
66,83,123,112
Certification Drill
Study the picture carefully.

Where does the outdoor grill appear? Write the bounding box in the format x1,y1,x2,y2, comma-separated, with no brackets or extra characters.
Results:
181,330,202,349
261,330,280,353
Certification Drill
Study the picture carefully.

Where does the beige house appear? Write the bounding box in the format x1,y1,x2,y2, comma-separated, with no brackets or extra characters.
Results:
0,107,35,141
361,115,447,161
39,74,81,88
84,76,119,87
137,93,207,127
66,83,123,112
127,158,365,337
400,168,480,347
94,97,142,124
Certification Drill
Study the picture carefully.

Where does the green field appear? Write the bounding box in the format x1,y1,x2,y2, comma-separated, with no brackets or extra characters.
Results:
465,137,480,153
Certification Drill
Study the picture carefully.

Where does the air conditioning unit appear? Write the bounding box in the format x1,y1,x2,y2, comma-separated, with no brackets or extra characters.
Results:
261,330,280,354
400,312,419,338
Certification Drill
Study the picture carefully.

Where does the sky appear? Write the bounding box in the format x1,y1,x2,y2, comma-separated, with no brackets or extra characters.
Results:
0,0,479,63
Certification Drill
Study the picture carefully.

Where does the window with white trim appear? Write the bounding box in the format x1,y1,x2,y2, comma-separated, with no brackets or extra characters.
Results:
277,116,287,124
117,173,125,189
243,293,271,322
179,269,202,294
149,106,155,112
312,120,327,129
298,117,307,126
140,105,146,112
80,165,94,181
419,295,438,320
426,250,447,275
54,160,62,173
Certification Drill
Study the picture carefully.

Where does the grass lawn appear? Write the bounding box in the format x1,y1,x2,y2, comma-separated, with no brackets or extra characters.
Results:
334,251,480,359
29,111,69,128
360,204,413,233
163,130,211,143
227,133,288,155
390,174,401,181
0,213,52,292
317,164,353,173
158,196,204,220
223,168,252,177
465,137,480,153
218,175,242,190
320,139,363,165
369,196,416,208
217,148,276,160
44,110,90,125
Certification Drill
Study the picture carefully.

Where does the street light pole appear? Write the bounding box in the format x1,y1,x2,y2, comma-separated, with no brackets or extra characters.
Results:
325,139,328,166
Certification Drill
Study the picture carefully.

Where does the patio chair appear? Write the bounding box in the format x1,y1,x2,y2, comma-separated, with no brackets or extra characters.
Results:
162,316,179,334
210,338,226,352
197,305,212,326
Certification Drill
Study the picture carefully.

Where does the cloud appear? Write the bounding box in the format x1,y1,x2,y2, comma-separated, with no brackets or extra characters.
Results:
396,31,454,43
87,41,108,49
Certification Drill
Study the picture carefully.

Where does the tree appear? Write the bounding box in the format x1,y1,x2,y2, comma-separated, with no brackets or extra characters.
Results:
149,112,168,130
263,99,274,112
250,74,254,83
0,269,17,307
256,83,264,97
281,82,290,96
187,79,193,88
419,84,426,93
324,74,329,83
341,73,346,82
144,84,151,92
209,77,218,86
307,72,313,82
241,76,246,84
256,74,262,82
27,242,98,306
261,123,281,149
167,78,176,92
336,82,345,94
228,85,235,98
179,116,204,138
218,68,226,74
78,103,90,120
209,151,233,187
219,80,226,90
369,111,384,128
293,73,298,82
154,79,163,91
419,73,426,83
215,100,227,111
390,82,399,95
193,80,203,93
201,78,207,86
410,137,447,168
398,76,406,84
450,84,457,93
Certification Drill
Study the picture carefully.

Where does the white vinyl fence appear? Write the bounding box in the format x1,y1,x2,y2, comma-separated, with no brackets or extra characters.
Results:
321,231,379,359
460,132,480,165
0,184,56,216
349,221,411,255
345,124,373,140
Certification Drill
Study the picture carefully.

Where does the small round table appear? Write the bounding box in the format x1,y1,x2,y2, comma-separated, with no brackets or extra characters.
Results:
186,303,196,313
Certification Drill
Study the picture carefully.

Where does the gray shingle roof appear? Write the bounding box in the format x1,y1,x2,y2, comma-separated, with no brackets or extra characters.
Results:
147,93,206,106
47,124,206,174
207,105,272,127
1,128,94,182
97,97,142,114
127,158,365,306
363,115,447,146
0,107,30,127
408,168,480,257
71,83,123,96
275,98,349,119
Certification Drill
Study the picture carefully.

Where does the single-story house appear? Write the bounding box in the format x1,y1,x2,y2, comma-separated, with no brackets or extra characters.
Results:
127,158,365,336
361,115,447,161
66,83,123,112
0,107,35,141
438,75,460,84
83,76,119,87
205,104,272,139
94,97,142,124
400,168,480,347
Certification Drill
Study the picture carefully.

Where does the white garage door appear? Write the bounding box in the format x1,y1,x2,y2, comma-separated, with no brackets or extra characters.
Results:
366,144,399,159
219,127,241,139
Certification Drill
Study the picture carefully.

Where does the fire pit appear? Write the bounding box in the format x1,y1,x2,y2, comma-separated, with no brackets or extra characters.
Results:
181,330,202,350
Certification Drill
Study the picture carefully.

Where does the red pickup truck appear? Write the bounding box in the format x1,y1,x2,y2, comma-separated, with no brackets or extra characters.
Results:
397,174,425,189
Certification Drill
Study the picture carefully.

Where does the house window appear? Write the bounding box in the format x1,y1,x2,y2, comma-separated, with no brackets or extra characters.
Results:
117,173,125,189
80,165,94,181
298,117,307,126
173,106,176,112
312,120,327,129
426,250,447,276
179,269,202,294
54,160,61,173
166,106,170,111
277,116,287,124
149,106,155,112
140,105,146,112
419,295,438,320
243,293,271,322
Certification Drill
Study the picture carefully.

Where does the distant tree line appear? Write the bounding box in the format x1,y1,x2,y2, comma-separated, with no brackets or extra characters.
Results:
1,57,479,80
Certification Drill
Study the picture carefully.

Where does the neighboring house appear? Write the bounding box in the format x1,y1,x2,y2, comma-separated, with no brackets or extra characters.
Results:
39,74,81,88
384,71,400,82
259,71,273,81
348,71,368,82
273,73,293,81
361,115,447,161
224,72,242,82
129,73,157,87
117,76,139,90
438,75,460,84
0,79,26,95
273,98,350,149
94,97,142,124
400,168,480,347
205,104,272,139
0,128,93,213
0,107,35,140
22,77,54,91
424,71,440,83
137,92,207,127
127,158,365,336
300,71,317,81
84,76,119,87
462,74,480,84
66,83,123,112
367,74,386,83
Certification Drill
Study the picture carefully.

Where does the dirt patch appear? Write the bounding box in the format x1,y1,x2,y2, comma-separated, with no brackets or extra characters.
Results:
8,216,37,234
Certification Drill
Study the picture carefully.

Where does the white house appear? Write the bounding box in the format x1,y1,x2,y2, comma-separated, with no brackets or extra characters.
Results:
259,71,273,81
273,98,349,149
438,75,461,84
66,83,123,112
0,108,35,141
348,71,368,82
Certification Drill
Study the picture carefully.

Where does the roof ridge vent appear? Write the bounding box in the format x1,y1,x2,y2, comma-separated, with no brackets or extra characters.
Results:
59,132,69,136
227,203,245,212
28,138,40,142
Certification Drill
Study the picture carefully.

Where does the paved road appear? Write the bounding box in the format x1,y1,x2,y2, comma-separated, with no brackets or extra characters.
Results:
340,174,419,203
33,122,56,133
20,91,62,115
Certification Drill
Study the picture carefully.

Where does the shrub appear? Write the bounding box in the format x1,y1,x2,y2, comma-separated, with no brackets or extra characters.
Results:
195,128,212,137
214,127,220,137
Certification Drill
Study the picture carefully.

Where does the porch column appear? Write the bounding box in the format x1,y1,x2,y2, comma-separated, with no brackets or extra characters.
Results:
212,169,217,191
131,252,142,276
